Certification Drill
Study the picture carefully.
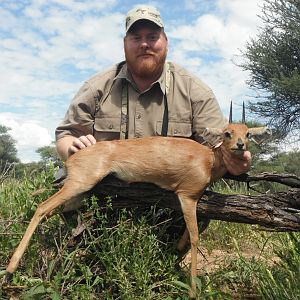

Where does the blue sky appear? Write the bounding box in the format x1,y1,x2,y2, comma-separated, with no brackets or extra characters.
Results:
0,0,264,162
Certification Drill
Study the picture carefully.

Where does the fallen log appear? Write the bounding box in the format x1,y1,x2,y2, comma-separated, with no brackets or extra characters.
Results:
88,172,300,231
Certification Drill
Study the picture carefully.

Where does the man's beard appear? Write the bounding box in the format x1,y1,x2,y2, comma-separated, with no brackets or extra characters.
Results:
125,49,167,79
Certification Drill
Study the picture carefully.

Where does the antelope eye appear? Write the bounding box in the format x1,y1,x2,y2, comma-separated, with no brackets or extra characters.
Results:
224,131,231,138
246,132,251,138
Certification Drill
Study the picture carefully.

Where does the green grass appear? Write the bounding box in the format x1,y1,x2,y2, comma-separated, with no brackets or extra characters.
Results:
0,166,299,299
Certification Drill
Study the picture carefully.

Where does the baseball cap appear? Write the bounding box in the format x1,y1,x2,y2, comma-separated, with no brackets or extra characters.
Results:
125,6,164,33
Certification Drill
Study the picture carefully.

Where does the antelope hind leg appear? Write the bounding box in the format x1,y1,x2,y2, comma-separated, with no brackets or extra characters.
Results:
5,184,86,282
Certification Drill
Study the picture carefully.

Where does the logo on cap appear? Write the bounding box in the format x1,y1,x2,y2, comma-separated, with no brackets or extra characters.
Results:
126,6,164,32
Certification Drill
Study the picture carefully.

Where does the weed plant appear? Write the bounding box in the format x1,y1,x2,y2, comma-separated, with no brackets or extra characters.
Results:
258,233,300,300
0,166,299,299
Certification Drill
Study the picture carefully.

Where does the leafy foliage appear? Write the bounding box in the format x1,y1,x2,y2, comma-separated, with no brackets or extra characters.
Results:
239,0,300,138
36,143,63,168
254,149,300,176
258,233,300,300
0,124,19,175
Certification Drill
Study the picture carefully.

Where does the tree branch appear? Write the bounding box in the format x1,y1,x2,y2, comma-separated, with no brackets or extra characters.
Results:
89,172,300,232
223,172,300,188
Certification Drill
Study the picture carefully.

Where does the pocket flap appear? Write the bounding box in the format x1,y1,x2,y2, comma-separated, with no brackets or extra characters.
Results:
156,121,192,137
94,117,120,132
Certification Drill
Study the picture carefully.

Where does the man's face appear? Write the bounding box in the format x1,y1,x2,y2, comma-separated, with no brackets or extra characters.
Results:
124,21,168,79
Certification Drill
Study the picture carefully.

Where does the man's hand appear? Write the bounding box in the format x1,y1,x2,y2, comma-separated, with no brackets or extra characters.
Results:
56,135,96,162
220,145,252,175
69,134,97,155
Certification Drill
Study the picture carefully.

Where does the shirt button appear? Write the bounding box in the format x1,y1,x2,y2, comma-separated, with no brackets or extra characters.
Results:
136,114,142,119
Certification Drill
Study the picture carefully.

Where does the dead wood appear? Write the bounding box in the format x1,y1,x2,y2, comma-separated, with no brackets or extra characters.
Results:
89,172,300,231
223,172,300,188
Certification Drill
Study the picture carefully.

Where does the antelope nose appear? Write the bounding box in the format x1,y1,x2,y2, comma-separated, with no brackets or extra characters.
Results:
237,138,244,149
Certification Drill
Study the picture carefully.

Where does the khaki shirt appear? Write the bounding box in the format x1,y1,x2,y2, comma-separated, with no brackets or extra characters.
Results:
56,62,227,144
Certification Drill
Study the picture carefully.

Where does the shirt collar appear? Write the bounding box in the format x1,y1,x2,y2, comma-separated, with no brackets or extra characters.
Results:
114,62,129,81
114,62,168,95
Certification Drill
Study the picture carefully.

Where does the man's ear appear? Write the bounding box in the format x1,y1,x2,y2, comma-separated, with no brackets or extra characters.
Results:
202,128,224,147
248,127,272,144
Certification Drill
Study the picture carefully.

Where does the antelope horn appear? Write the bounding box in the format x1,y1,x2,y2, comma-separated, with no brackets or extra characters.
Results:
229,101,233,123
242,101,246,123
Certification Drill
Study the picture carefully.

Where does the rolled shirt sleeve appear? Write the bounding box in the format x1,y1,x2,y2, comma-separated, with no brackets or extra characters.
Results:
55,82,96,140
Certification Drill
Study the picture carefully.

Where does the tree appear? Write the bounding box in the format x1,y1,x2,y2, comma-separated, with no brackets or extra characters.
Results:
0,125,19,173
36,143,63,168
239,0,300,138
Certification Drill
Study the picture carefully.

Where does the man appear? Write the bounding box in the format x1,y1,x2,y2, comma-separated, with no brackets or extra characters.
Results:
56,5,251,175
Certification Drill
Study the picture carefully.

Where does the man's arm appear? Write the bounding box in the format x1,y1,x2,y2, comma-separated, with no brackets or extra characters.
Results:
55,80,99,161
56,134,96,162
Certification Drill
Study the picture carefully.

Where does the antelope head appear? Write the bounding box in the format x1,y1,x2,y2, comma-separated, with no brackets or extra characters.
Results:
203,101,272,155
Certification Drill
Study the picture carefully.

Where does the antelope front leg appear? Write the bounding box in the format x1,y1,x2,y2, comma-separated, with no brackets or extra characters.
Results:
5,185,82,281
178,194,199,299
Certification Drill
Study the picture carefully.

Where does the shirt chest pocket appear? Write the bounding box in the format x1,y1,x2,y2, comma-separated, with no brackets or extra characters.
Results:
156,121,192,137
94,117,120,141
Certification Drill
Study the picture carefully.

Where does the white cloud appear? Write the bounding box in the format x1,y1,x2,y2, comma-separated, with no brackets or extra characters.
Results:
169,0,262,57
218,0,262,27
0,1,124,106
184,0,213,11
0,0,126,162
167,0,262,117
0,113,52,163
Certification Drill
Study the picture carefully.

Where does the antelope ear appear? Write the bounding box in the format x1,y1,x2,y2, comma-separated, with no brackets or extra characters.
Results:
248,126,272,144
202,128,224,147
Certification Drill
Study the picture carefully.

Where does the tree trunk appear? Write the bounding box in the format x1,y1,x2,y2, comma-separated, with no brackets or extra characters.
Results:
89,172,300,231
